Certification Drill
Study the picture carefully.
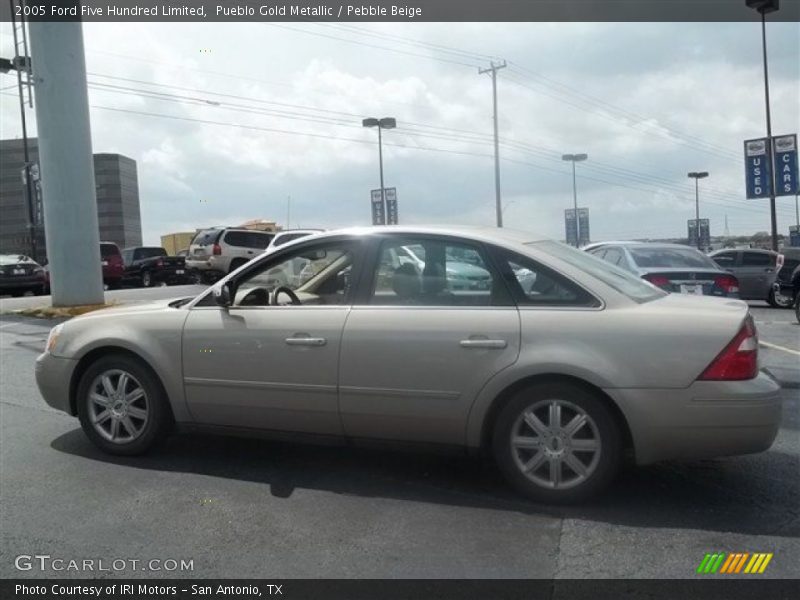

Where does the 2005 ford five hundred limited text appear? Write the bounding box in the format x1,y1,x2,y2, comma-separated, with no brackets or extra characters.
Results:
35,226,781,503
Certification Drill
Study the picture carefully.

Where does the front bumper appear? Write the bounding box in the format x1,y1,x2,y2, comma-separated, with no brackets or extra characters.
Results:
35,352,79,414
606,372,782,465
0,276,44,290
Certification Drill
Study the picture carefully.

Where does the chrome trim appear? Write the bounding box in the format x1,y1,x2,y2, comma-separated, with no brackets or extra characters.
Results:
184,377,335,394
340,385,461,401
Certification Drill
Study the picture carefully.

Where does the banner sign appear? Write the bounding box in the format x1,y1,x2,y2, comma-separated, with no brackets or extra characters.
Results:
577,207,590,246
370,189,385,226
773,134,799,197
565,208,589,246
744,138,772,199
385,187,398,225
688,218,710,249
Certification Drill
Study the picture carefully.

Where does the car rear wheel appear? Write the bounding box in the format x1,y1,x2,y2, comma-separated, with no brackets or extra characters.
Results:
492,382,622,504
76,355,172,455
768,288,793,308
141,271,153,287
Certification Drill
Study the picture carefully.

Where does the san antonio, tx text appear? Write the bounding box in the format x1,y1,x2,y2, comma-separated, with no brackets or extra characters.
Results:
16,584,279,596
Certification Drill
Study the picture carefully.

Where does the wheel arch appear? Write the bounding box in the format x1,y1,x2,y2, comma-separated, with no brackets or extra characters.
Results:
478,373,634,459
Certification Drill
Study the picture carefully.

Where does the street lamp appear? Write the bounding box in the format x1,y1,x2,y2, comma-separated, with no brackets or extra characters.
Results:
362,117,396,225
562,153,588,247
746,0,780,251
688,171,709,250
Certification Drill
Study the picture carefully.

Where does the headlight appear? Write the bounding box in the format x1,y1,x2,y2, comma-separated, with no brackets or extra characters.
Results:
46,323,64,354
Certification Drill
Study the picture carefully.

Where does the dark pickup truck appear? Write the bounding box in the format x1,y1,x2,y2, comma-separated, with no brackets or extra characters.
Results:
121,247,191,287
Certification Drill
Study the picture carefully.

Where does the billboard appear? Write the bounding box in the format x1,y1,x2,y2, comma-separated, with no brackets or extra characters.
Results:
687,218,710,249
744,138,772,199
773,134,799,197
370,189,385,226
385,187,398,225
565,208,589,246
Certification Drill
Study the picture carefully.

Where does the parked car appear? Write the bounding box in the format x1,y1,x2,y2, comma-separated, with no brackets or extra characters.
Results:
185,227,275,282
587,242,739,297
769,247,800,310
0,254,46,296
121,247,190,287
266,229,324,253
100,242,125,289
35,227,778,504
710,248,786,307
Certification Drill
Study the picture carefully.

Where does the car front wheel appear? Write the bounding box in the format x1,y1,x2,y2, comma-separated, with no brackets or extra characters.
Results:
492,381,622,504
76,355,172,455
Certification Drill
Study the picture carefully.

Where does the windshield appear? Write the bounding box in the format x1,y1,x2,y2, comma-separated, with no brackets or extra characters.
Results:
628,246,718,269
530,240,665,303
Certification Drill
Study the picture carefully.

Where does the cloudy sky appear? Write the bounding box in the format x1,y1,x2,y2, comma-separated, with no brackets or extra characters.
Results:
1,21,799,244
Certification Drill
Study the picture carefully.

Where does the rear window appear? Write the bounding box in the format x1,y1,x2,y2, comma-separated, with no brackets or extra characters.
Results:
0,255,34,265
531,240,665,303
100,243,120,258
741,252,774,267
628,246,717,269
272,232,311,248
191,229,223,246
135,247,167,260
224,230,273,249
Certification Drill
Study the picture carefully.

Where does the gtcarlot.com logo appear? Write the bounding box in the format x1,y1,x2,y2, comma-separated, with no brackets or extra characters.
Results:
697,552,773,574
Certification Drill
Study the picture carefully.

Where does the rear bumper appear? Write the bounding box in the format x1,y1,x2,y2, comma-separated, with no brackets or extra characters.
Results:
606,372,782,465
35,352,78,414
185,256,228,273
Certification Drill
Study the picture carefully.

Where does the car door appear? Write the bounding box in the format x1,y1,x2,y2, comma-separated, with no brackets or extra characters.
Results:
338,234,521,445
182,237,364,435
737,251,774,300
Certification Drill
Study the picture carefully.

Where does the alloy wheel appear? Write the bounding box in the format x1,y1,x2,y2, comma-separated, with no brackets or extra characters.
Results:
87,369,149,443
510,399,602,490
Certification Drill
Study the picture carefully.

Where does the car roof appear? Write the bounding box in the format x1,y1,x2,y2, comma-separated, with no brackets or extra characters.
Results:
301,225,548,247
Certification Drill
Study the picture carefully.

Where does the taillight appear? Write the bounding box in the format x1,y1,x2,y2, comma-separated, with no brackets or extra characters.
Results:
155,259,164,267
643,274,671,288
714,274,739,294
698,316,758,381
212,243,222,256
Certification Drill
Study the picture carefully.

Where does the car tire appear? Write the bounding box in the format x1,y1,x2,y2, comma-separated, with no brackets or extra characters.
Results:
76,354,172,456
492,381,622,504
767,288,793,309
141,271,153,287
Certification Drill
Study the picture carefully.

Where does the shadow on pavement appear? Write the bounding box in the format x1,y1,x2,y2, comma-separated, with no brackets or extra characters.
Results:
51,427,799,538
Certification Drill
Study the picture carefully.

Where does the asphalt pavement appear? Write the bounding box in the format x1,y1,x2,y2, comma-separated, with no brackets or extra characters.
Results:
0,293,797,580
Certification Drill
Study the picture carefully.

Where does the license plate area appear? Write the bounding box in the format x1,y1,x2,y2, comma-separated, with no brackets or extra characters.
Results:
680,284,703,295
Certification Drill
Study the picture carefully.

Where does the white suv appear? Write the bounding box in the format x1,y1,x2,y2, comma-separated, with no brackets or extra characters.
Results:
185,228,274,281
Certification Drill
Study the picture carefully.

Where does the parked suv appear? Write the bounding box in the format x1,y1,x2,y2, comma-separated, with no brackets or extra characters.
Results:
100,242,124,289
710,248,785,306
186,228,275,282
121,247,189,287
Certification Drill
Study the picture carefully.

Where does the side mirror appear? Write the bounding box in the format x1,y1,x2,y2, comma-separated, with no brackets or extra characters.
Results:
213,282,232,308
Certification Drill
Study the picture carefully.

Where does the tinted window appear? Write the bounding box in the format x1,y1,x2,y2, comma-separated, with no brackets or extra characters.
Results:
531,240,665,303
224,230,273,249
741,252,773,267
370,237,505,307
273,232,310,248
499,251,599,307
602,248,624,266
712,252,737,267
191,228,223,246
628,246,717,269
134,247,167,260
100,243,120,258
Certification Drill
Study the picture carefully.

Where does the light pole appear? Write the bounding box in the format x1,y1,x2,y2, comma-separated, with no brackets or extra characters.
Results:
362,117,396,225
746,0,780,251
688,171,709,250
562,153,588,247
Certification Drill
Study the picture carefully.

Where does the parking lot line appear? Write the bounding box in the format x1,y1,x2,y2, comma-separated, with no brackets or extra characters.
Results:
760,341,800,357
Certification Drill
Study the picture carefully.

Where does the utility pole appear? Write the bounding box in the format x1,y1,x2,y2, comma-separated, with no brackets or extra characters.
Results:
286,195,291,229
479,60,506,228
688,171,709,250
28,21,104,306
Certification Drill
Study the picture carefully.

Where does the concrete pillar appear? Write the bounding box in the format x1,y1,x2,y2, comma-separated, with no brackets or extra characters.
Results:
28,21,103,306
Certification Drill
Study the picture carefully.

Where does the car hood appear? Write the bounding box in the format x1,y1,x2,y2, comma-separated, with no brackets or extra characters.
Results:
74,297,192,320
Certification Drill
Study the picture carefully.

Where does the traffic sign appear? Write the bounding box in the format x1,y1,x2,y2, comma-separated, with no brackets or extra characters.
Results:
385,187,398,225
688,218,710,249
744,138,772,199
773,134,799,197
577,207,590,246
370,189,385,226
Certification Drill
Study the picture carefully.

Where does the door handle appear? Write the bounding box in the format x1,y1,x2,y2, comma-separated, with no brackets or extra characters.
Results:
285,336,327,347
459,339,507,349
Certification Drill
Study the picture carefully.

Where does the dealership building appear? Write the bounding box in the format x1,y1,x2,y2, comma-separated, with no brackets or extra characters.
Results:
0,137,142,262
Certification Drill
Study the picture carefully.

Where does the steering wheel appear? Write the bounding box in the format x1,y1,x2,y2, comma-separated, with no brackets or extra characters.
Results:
270,286,302,306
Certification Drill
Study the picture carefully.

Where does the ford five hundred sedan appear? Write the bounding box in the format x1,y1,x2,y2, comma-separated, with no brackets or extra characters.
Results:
36,227,781,503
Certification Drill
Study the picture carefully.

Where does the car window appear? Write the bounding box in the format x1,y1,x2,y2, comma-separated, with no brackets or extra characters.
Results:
628,246,718,269
370,237,506,307
223,231,249,247
741,252,773,267
134,247,167,260
498,251,599,307
272,232,310,248
588,248,606,259
232,241,357,307
601,248,624,266
191,228,223,246
100,243,120,258
531,240,666,303
246,231,273,249
711,252,737,267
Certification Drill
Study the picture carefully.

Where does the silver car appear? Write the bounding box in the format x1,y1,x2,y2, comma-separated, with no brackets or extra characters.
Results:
35,227,780,503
